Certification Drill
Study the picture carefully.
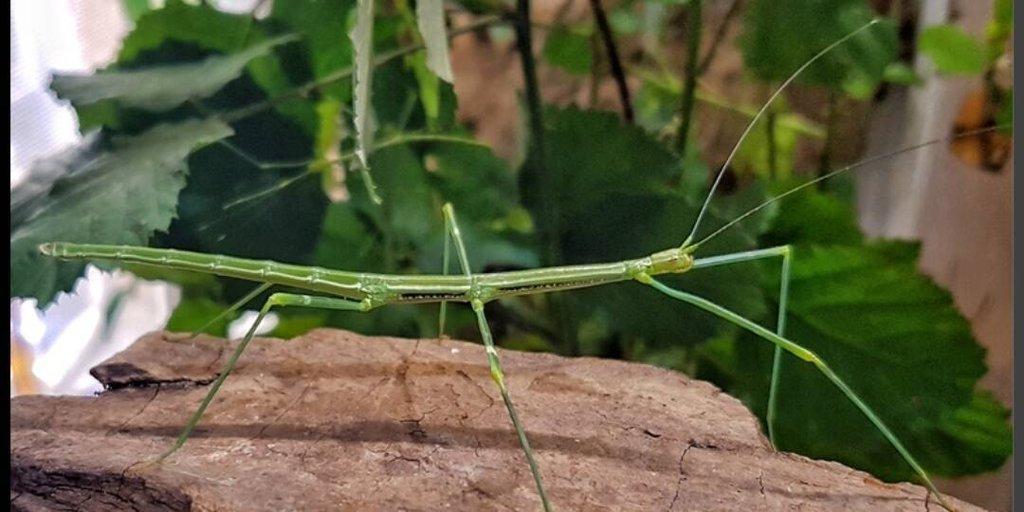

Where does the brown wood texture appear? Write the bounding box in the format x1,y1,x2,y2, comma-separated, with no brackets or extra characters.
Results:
11,329,985,511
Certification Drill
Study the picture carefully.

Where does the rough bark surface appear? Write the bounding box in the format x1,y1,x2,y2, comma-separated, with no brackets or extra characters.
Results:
11,329,984,511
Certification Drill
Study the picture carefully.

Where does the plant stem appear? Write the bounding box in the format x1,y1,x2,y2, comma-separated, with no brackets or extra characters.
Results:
818,89,838,187
766,109,778,179
675,0,702,155
513,0,555,265
589,0,634,123
513,0,578,355
697,0,740,74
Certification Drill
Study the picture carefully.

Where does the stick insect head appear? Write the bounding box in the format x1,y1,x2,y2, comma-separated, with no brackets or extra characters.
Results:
38,242,63,257
647,247,695,275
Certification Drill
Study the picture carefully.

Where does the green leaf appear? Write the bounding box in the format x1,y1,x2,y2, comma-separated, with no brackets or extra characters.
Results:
881,61,921,86
761,185,864,246
414,0,454,82
350,0,377,169
609,9,641,34
270,311,332,339
11,133,103,228
406,52,442,127
120,0,261,60
740,0,898,95
115,0,316,134
730,242,1007,480
543,26,593,75
936,390,1013,474
918,24,987,75
10,118,233,304
51,34,297,112
154,111,325,270
986,0,1013,62
271,0,357,100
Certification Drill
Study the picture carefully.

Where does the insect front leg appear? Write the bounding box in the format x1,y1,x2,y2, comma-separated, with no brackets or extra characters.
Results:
142,293,372,467
691,245,791,446
437,204,454,338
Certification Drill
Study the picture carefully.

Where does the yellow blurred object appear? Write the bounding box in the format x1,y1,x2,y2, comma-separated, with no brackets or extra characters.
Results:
10,334,39,396
949,87,1012,172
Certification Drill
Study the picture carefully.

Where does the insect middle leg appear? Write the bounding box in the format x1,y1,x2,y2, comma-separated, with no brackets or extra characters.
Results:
691,245,791,446
441,203,553,512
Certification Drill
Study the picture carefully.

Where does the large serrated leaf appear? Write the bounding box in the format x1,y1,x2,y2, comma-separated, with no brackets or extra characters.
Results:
729,241,1007,480
698,190,1012,480
10,118,233,305
415,0,454,83
111,0,316,134
51,34,297,112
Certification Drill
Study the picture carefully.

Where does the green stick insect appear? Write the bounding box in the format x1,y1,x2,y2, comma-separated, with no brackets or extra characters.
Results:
36,20,989,512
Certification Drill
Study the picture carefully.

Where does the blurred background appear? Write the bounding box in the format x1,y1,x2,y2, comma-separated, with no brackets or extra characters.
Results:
10,0,1012,509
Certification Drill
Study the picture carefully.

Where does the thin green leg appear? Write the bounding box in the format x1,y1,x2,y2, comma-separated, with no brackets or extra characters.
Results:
443,203,553,512
472,300,553,512
438,206,453,338
638,274,948,510
766,248,791,447
187,282,273,340
148,292,370,465
693,246,791,446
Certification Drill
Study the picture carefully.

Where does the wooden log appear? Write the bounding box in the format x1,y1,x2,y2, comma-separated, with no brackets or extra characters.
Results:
11,329,984,511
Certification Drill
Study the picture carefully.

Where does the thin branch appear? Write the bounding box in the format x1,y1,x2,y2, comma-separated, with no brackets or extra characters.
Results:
817,89,839,185
589,0,634,123
513,0,579,356
697,0,741,74
513,0,554,264
674,0,702,154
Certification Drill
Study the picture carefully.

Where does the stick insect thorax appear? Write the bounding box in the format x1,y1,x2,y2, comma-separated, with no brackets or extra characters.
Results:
38,242,694,307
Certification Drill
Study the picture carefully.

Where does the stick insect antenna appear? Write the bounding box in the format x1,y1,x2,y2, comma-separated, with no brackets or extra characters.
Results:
682,19,881,248
689,124,1009,250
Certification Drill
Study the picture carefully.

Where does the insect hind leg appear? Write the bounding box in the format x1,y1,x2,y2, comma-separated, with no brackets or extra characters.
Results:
136,293,371,470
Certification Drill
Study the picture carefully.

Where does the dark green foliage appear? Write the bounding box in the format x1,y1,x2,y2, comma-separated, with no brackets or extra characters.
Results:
521,107,774,352
740,0,898,98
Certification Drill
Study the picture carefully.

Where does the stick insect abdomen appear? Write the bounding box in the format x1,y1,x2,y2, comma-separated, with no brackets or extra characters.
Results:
39,242,368,299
